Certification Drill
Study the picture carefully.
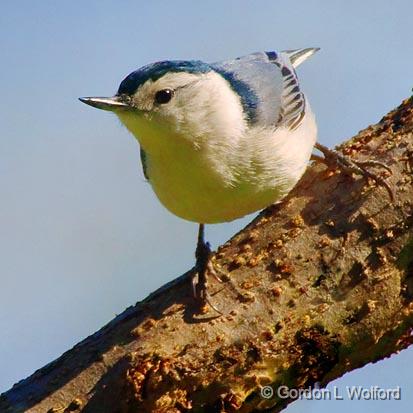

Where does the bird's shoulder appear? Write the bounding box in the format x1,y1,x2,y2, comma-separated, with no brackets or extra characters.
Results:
211,51,306,130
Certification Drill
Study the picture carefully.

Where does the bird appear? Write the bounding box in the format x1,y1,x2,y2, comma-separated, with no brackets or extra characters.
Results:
79,48,320,312
79,48,393,313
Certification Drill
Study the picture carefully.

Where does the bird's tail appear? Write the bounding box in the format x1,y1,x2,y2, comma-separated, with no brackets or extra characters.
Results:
282,48,320,68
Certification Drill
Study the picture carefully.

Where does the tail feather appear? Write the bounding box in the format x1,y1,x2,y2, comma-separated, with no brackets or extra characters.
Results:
282,47,320,68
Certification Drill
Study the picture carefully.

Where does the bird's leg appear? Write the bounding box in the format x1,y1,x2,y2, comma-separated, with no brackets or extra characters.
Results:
193,223,209,301
313,142,394,202
192,224,223,315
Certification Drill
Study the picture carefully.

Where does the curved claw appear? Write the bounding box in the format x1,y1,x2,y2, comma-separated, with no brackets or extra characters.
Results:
353,160,394,202
354,159,393,173
192,267,225,315
204,293,224,315
314,142,395,202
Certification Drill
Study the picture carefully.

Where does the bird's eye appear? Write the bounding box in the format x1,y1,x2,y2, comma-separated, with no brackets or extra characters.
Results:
154,89,174,104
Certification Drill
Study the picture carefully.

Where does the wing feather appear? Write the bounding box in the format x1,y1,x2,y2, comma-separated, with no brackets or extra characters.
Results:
265,52,306,131
213,49,317,131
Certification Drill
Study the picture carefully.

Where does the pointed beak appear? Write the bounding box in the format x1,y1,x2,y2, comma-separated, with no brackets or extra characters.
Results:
79,96,131,111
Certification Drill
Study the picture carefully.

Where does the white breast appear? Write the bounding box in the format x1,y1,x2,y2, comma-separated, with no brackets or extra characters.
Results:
146,105,317,224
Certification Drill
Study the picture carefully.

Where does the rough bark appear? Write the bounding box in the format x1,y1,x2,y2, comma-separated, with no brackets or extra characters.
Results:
1,97,413,413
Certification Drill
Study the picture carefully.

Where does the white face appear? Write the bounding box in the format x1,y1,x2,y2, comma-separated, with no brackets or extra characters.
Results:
116,71,247,153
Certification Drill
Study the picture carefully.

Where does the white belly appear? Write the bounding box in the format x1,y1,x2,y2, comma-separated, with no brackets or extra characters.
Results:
145,110,317,224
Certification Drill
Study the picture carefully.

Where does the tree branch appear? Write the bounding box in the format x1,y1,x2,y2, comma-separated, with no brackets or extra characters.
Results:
1,97,413,413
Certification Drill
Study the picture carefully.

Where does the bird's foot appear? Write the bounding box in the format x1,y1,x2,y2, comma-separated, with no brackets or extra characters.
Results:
192,237,224,315
313,142,394,202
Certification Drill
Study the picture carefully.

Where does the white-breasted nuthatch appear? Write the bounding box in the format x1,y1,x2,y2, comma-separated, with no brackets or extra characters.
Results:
80,48,320,312
81,49,319,221
80,49,393,313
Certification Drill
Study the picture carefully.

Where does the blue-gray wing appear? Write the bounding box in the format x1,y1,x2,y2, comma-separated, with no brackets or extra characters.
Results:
211,51,306,130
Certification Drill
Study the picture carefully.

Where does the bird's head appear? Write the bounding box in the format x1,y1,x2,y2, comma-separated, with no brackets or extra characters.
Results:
80,60,248,154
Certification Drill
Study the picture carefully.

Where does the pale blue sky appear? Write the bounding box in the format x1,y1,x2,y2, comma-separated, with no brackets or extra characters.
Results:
1,1,412,411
